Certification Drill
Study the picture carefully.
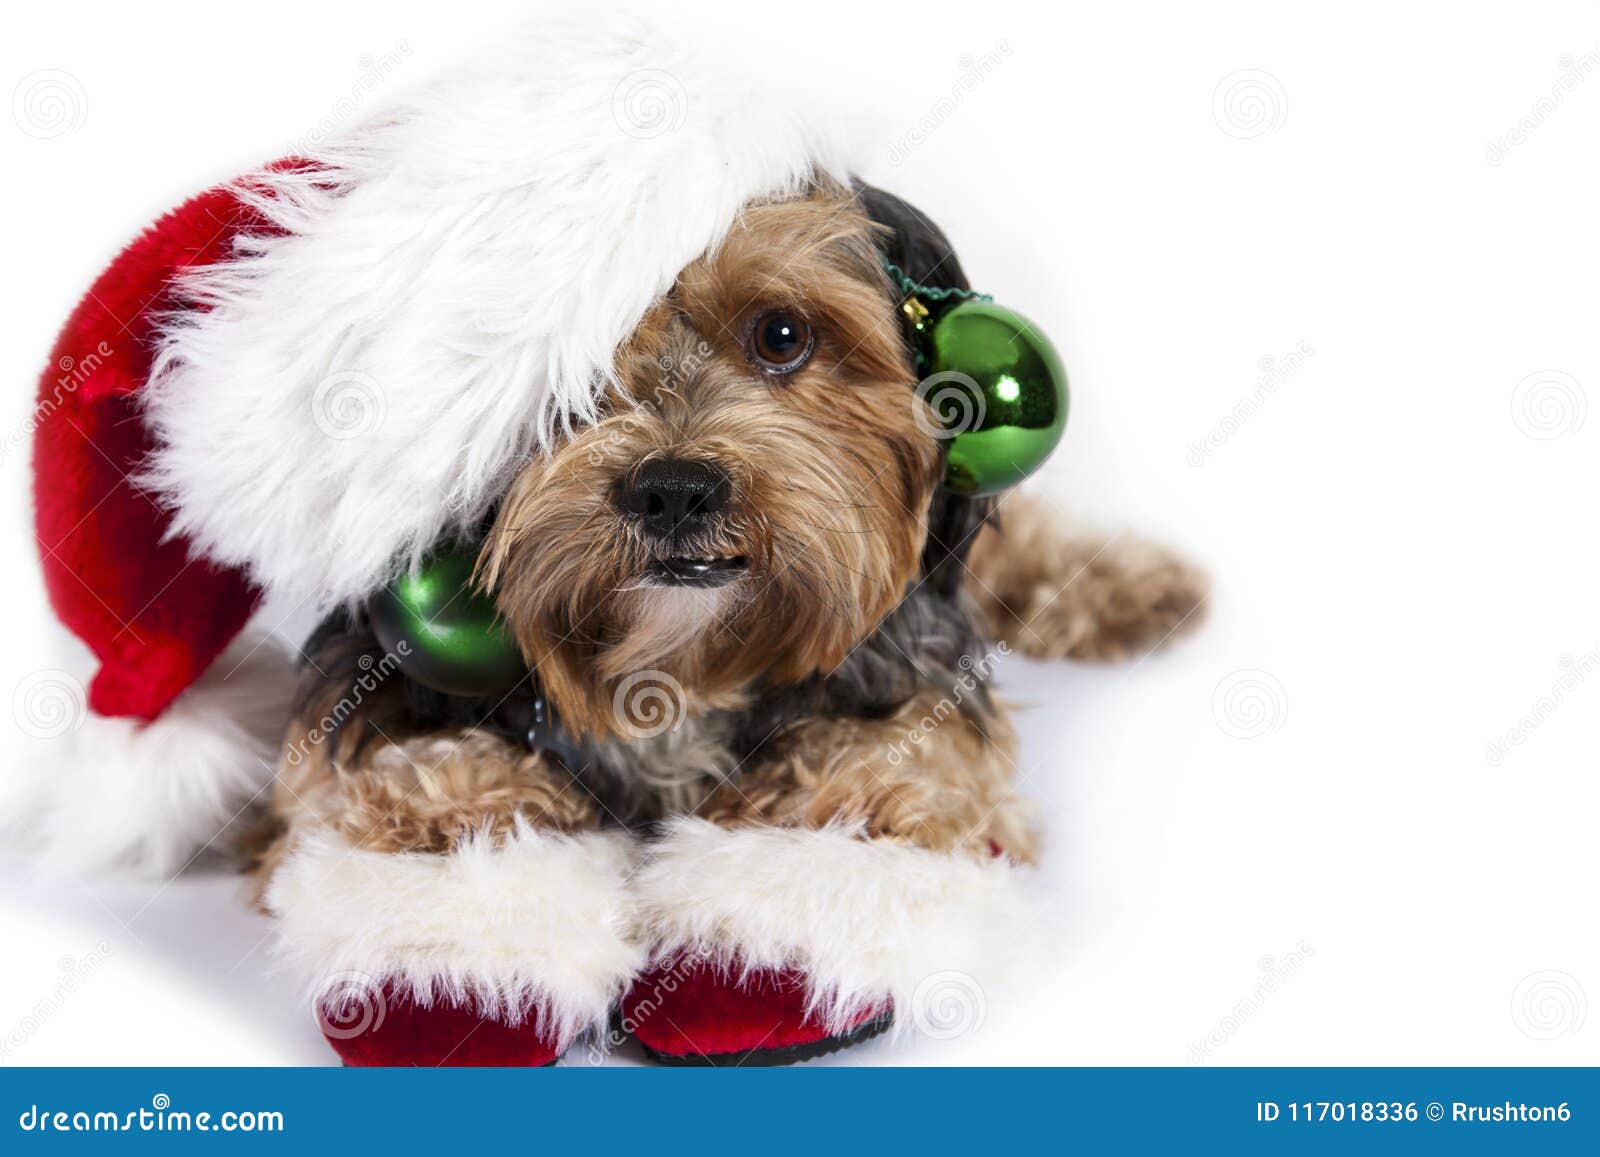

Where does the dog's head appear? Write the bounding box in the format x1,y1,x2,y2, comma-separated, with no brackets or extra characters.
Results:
480,182,980,736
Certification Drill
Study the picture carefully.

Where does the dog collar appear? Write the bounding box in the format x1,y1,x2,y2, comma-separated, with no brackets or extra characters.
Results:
480,684,588,768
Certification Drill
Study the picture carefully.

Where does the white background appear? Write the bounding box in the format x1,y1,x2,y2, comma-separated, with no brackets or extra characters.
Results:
2,0,1598,1065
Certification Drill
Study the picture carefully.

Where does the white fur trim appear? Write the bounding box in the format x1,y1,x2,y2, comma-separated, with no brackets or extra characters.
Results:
634,818,1034,1035
142,10,852,606
0,633,297,876
264,826,645,1047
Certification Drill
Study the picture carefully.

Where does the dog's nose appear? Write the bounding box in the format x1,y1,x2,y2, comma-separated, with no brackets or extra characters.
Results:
620,458,730,537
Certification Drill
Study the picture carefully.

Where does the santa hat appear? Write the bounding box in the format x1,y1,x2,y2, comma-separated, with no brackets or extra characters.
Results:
17,10,857,873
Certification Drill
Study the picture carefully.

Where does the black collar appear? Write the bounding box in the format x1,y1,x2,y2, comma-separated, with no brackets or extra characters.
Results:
405,675,589,770
487,687,588,768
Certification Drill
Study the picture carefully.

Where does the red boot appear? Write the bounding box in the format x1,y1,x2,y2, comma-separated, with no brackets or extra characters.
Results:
270,828,645,1067
319,982,566,1067
621,958,890,1066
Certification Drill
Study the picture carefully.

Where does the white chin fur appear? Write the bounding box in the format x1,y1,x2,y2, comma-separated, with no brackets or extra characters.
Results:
601,584,736,677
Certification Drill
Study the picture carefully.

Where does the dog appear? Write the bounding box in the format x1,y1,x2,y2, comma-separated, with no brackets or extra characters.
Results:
250,180,1206,1066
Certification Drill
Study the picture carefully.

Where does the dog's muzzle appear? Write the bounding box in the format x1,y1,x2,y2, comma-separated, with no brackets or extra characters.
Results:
619,457,748,588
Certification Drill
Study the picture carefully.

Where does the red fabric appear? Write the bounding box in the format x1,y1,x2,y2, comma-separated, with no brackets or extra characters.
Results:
32,180,267,720
623,958,887,1061
320,984,564,1067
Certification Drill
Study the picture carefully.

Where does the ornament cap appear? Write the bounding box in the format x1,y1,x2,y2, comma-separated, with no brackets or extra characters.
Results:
900,295,931,327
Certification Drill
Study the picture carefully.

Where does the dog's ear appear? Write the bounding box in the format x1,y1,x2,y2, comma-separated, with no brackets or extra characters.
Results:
856,182,993,598
856,183,972,292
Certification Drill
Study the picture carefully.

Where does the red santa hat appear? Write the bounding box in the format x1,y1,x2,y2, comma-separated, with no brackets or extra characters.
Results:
17,10,856,873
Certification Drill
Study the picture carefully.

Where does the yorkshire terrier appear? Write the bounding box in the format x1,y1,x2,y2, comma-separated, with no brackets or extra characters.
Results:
254,181,1206,1066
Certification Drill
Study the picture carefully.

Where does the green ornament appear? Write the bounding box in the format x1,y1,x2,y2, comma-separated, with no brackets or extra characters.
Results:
921,299,1069,497
368,550,528,697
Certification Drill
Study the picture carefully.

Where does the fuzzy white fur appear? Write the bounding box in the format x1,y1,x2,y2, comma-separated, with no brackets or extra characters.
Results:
633,817,1035,1035
1,633,297,876
264,825,644,1047
141,9,853,608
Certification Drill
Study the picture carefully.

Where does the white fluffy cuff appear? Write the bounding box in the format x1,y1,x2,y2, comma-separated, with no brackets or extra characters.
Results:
633,818,1035,1035
264,825,644,1047
0,632,297,877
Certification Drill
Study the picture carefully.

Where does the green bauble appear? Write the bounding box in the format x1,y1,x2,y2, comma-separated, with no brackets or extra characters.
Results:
923,300,1069,496
368,550,528,696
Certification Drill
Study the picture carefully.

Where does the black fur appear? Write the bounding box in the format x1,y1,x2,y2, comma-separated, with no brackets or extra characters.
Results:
855,182,996,596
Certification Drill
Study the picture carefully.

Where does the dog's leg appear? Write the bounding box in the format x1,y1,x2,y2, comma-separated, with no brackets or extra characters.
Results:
627,692,1032,1064
697,690,1033,861
964,493,1208,662
254,630,642,1066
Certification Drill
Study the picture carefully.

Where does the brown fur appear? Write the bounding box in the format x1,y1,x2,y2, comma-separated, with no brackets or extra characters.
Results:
286,731,598,854
967,494,1209,661
253,663,598,902
698,688,1035,863
479,190,939,739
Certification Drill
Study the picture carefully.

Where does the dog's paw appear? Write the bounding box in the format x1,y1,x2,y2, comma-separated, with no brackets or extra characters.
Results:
968,500,1208,663
1009,540,1209,662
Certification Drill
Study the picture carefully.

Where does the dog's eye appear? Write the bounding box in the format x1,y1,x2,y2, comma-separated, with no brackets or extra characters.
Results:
749,310,814,374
